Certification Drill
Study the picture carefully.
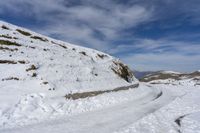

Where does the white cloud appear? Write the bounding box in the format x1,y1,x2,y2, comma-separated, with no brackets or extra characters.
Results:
109,38,200,55
0,0,154,51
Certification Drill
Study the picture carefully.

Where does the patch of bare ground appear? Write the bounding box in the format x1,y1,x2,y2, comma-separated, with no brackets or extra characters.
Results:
0,34,13,39
1,25,9,30
150,82,177,85
0,40,21,46
188,71,200,77
26,64,37,71
140,71,200,82
140,73,180,82
51,41,67,49
28,46,36,49
32,73,37,77
0,46,18,52
79,51,87,56
16,29,31,36
0,60,27,64
2,77,19,81
96,54,108,59
31,36,48,42
65,84,139,100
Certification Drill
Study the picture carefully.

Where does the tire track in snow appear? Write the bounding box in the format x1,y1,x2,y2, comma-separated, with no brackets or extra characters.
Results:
1,84,175,133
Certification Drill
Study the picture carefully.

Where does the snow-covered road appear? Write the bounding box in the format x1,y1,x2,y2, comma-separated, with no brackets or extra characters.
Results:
1,84,177,133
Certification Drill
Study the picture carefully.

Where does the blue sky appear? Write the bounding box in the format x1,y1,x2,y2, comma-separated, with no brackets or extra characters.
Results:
0,0,200,72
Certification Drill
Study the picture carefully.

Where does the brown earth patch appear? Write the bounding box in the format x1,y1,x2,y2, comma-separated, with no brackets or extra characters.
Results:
0,40,21,46
16,29,31,36
65,84,139,100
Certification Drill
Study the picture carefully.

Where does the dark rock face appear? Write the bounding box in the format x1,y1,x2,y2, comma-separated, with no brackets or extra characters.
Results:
111,60,134,83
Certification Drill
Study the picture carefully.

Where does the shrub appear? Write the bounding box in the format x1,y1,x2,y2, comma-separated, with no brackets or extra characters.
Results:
0,40,21,46
31,36,48,42
51,41,67,49
97,54,107,59
2,77,19,81
32,73,37,77
79,51,87,56
43,81,48,85
16,29,31,36
18,60,26,64
0,35,12,39
26,65,37,71
0,60,17,64
1,25,9,30
0,46,18,52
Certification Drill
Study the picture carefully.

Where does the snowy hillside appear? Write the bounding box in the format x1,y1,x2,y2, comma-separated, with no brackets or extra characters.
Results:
1,21,200,133
0,21,138,128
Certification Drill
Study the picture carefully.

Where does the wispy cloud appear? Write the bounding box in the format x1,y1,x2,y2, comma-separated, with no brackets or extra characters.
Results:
0,0,154,50
109,38,200,55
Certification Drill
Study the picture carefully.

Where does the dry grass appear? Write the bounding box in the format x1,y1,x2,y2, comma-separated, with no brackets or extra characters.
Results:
1,25,9,30
79,51,87,56
97,54,107,59
0,60,17,64
0,35,13,39
2,77,19,81
43,81,48,85
31,36,48,42
0,46,18,52
16,29,31,36
51,41,68,49
0,40,21,46
0,60,27,64
32,73,37,77
26,65,37,71
18,60,26,64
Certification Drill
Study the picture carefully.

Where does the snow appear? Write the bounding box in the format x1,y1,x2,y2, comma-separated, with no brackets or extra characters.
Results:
181,112,200,133
161,71,182,74
0,83,174,133
0,21,200,133
1,82,200,133
115,83,200,133
0,84,149,128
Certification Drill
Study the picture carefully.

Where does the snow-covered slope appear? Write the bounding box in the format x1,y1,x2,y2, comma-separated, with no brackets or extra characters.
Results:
0,21,138,128
0,21,137,93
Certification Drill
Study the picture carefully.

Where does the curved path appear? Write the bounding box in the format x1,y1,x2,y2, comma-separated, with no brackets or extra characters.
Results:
2,84,176,133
